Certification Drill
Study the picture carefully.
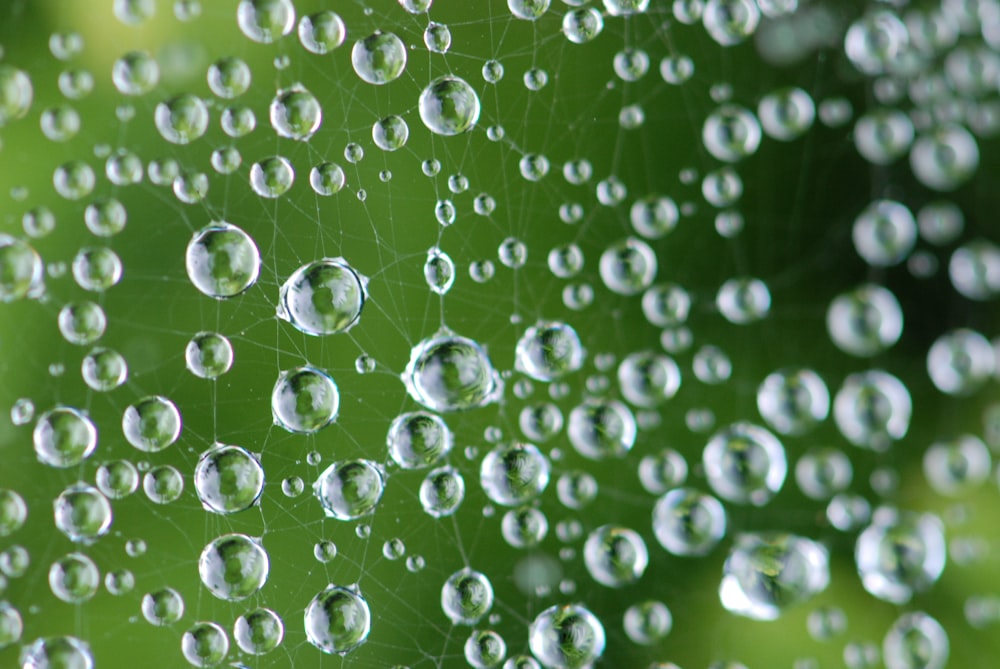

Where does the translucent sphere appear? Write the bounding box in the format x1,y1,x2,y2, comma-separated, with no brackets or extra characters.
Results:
314,459,385,520
95,460,139,499
515,321,585,382
0,234,45,302
844,10,909,75
623,600,672,646
638,449,688,494
234,607,284,655
185,222,261,298
387,411,453,469
719,532,829,620
373,114,409,151
923,434,991,496
250,156,295,198
703,422,787,506
81,347,127,392
48,552,99,603
198,533,269,601
403,331,502,412
501,507,549,548
57,301,106,346
0,489,27,536
562,7,604,44
72,246,122,292
53,483,112,544
758,87,815,141
122,395,182,453
424,246,455,295
194,444,264,514
599,237,658,295
298,11,346,54
883,611,949,669
756,368,829,435
141,587,184,625
652,487,727,556
181,621,229,667
480,442,550,506
833,370,911,450
237,0,295,43
852,200,917,267
617,351,681,407
154,94,209,144
703,0,761,46
33,407,97,468
949,239,1000,300
185,332,234,379
19,637,93,669
0,65,33,126
277,258,368,336
304,584,371,654
420,466,465,518
926,328,995,395
567,399,637,460
826,284,903,357
795,448,852,500
419,76,481,136
910,125,979,191
143,465,184,504
352,32,407,84
716,277,771,324
442,568,494,625
269,84,321,140
583,525,649,588
855,509,946,604
703,104,762,162
271,366,339,433
529,604,606,669
508,0,551,20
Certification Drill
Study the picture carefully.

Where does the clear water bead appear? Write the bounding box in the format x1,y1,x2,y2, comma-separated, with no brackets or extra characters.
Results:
403,330,502,412
719,533,829,620
199,533,269,601
271,366,339,433
304,584,371,654
277,258,368,336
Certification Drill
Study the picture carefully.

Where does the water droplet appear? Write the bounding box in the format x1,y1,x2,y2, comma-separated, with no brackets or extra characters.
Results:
568,399,636,460
186,222,260,298
465,629,507,668
122,396,182,453
49,552,99,603
420,466,465,517
562,7,604,44
624,600,672,645
234,608,284,655
0,66,33,126
583,525,648,587
141,587,184,626
883,611,948,669
298,11,346,54
480,442,550,507
442,568,494,624
53,483,112,543
352,32,407,84
199,533,269,600
403,330,502,412
529,604,606,668
833,370,911,450
181,621,229,667
314,459,385,520
419,76,481,136
704,422,787,506
185,332,234,379
856,509,945,604
277,258,368,335
237,0,295,43
827,284,903,357
34,407,97,468
155,94,209,144
81,347,128,391
270,84,322,140
719,533,829,620
19,637,92,669
250,156,295,198
304,584,371,654
194,444,264,513
271,366,339,433
927,328,996,395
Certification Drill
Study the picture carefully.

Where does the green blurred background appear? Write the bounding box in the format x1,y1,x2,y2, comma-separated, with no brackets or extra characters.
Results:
0,0,998,667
